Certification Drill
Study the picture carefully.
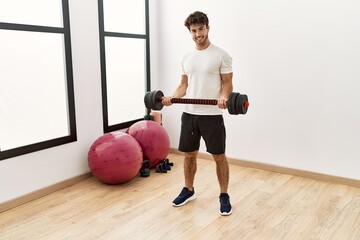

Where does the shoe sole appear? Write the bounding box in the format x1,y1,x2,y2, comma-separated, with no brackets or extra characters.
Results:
172,194,196,207
219,208,233,216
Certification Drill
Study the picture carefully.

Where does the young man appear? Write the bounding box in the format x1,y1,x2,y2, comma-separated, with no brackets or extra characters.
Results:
162,11,233,216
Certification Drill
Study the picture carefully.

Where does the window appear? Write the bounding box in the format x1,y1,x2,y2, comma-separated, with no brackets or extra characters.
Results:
98,0,150,132
0,0,76,160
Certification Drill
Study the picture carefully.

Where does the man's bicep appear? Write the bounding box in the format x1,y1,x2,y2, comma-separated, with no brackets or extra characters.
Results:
220,73,233,84
173,75,188,98
180,75,188,87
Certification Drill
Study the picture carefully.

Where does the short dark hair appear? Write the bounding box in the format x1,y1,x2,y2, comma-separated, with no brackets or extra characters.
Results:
184,11,209,30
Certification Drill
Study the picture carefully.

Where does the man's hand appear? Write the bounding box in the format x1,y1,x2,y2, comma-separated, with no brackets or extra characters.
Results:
218,98,228,109
162,96,173,106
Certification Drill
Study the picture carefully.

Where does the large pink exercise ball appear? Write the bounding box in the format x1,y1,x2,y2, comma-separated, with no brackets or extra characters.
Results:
88,131,143,184
127,120,170,168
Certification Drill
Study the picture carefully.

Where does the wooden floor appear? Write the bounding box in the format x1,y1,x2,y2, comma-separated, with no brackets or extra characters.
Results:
1,153,359,240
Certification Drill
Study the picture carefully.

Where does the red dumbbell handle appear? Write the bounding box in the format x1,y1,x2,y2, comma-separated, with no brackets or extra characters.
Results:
170,98,218,105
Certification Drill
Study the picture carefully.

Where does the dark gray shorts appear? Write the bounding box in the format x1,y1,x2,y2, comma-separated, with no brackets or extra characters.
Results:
178,112,226,155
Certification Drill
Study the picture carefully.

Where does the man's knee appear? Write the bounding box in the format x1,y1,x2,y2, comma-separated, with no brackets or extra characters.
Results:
212,154,227,163
185,150,198,159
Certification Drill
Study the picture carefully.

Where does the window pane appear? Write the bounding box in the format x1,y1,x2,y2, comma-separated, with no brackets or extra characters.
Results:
105,37,146,125
0,30,70,151
0,0,63,27
103,0,145,34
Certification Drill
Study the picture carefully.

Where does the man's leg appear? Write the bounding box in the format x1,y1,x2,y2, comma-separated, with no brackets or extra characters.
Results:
213,153,232,215
184,151,198,191
173,113,199,207
213,153,229,193
172,150,198,207
198,115,228,192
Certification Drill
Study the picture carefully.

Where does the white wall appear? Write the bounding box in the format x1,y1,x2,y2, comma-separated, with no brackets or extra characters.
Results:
155,0,360,180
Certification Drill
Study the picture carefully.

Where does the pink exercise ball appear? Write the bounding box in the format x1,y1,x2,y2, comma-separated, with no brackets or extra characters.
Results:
88,131,143,184
127,120,170,168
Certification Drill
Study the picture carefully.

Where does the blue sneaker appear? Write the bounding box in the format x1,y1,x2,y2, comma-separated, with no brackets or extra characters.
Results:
172,187,196,206
219,193,232,216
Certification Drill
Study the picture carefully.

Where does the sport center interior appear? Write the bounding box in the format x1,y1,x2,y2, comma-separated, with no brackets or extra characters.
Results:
0,0,359,239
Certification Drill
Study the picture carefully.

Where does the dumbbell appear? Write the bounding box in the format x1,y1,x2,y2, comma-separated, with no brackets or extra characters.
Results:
144,90,249,115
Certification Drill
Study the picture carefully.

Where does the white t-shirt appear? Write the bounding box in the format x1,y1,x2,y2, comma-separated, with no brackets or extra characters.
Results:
181,44,232,115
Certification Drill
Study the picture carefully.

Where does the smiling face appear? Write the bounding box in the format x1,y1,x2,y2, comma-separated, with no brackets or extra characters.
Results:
184,11,211,50
189,24,210,50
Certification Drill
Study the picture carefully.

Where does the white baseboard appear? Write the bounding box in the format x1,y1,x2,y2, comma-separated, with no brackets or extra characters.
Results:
169,149,360,188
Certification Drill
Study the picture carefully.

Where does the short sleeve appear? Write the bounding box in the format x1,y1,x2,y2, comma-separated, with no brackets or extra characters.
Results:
181,60,186,75
180,53,188,75
220,51,232,74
